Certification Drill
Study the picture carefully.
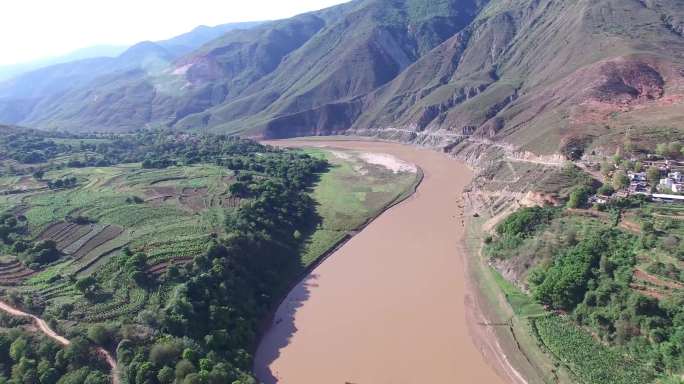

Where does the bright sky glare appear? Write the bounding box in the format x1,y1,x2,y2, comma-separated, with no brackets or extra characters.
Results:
0,0,348,65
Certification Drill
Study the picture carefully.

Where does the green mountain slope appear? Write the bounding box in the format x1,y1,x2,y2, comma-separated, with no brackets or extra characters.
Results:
2,0,487,133
265,0,684,155
0,21,261,125
1,0,683,157
0,45,129,82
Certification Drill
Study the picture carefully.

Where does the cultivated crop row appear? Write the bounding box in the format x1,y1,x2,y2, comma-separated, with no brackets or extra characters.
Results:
531,315,654,384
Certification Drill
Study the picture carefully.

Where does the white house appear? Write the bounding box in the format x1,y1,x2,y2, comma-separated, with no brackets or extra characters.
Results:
652,193,684,203
661,178,674,189
660,171,684,193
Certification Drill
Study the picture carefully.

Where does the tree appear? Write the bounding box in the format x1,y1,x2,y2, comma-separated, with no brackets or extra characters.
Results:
141,159,153,169
181,348,198,363
86,325,110,346
668,141,682,158
597,185,614,196
9,338,27,361
183,373,202,384
623,138,634,154
83,371,109,384
229,182,249,198
620,159,634,171
32,170,44,180
134,361,154,384
647,167,661,185
175,360,195,381
600,161,613,177
207,363,230,384
64,337,90,367
641,220,655,234
157,366,174,384
75,277,98,298
149,342,180,366
39,368,59,384
567,186,592,208
532,231,606,309
656,143,668,157
612,171,629,190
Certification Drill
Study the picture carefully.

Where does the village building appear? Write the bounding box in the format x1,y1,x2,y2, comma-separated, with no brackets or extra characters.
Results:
628,172,647,182
659,171,684,193
651,193,684,203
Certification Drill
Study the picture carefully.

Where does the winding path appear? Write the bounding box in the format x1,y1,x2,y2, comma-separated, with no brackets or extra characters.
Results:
255,140,509,383
0,301,119,384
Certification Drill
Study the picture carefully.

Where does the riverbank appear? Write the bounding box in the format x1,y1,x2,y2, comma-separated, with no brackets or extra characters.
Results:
255,139,508,384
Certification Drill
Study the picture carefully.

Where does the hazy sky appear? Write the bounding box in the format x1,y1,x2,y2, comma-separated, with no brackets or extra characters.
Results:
0,0,348,65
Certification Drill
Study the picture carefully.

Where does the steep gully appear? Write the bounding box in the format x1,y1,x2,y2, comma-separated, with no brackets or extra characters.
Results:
255,139,524,384
0,301,119,384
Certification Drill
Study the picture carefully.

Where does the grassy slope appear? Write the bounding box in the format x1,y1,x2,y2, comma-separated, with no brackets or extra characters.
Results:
299,147,422,266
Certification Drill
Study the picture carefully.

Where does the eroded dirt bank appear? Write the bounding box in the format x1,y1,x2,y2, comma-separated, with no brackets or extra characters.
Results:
255,139,507,384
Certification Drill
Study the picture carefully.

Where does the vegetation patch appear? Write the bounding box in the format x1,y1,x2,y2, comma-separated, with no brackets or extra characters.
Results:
487,195,684,380
299,148,421,266
531,315,654,384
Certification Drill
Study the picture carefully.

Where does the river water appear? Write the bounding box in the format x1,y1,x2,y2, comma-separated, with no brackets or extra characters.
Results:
255,140,505,384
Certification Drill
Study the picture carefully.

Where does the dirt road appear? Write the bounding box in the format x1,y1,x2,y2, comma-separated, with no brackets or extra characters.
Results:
0,300,119,384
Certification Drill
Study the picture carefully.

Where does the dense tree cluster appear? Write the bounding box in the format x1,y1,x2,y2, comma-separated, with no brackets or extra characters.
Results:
0,212,61,268
47,177,77,190
0,136,60,165
0,213,26,247
489,204,684,375
487,206,559,259
114,148,325,383
0,129,303,176
1,129,329,382
0,328,109,384
655,141,684,159
19,240,62,268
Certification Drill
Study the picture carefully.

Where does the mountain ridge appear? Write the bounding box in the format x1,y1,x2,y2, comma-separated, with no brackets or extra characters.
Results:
0,21,262,125
1,0,682,157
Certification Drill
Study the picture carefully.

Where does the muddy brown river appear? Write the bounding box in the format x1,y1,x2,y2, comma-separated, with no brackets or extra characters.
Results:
255,140,506,384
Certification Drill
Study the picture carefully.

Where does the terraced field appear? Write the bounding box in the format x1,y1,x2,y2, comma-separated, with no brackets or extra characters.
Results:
0,164,238,323
0,148,422,337
0,260,36,286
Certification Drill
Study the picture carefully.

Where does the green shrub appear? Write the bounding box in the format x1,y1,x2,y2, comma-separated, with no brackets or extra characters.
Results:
567,186,592,208
496,206,557,237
